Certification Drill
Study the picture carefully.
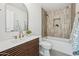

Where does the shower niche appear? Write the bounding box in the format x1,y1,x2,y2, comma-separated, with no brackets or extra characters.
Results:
53,18,61,37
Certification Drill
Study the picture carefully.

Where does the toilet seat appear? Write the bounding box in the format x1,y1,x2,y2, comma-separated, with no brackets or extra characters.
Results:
40,41,51,49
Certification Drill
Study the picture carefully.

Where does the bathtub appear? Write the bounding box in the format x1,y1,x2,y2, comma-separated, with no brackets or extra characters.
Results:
41,36,73,55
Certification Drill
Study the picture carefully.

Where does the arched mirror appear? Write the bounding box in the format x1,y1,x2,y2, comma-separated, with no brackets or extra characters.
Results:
5,3,28,32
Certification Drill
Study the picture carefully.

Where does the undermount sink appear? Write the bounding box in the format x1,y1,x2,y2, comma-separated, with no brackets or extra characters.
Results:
11,37,27,44
11,39,22,44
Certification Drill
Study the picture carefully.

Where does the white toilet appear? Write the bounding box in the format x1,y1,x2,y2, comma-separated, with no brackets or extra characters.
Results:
40,41,52,56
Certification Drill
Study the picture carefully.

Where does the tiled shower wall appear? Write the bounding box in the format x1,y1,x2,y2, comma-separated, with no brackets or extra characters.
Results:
47,4,75,39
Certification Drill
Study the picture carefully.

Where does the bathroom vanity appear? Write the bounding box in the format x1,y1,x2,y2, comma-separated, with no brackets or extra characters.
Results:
0,36,39,56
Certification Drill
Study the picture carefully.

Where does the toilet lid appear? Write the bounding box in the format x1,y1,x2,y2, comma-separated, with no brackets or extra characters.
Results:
40,41,52,49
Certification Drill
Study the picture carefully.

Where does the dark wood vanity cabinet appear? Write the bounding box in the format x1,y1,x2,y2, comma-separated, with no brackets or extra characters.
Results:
0,38,39,56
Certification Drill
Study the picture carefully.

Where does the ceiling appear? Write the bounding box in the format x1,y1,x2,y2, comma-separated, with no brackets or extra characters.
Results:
40,3,71,12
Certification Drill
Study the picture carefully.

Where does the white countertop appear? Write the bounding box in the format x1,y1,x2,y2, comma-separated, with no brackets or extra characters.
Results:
0,35,40,52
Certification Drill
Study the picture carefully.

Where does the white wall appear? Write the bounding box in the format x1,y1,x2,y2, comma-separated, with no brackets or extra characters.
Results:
26,3,42,36
0,3,28,41
0,3,42,41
